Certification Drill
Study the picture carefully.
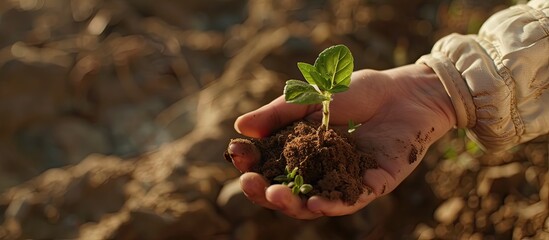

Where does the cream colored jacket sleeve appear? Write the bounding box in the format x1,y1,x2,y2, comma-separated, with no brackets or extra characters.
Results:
417,0,549,151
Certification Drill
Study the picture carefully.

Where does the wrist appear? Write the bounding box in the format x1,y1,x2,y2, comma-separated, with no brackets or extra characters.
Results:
415,64,457,129
388,64,458,131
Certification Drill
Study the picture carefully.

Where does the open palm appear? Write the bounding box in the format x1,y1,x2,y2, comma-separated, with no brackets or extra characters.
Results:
228,64,456,219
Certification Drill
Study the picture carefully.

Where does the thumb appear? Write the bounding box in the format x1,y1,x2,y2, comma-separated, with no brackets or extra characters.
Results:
234,96,319,138
225,139,261,172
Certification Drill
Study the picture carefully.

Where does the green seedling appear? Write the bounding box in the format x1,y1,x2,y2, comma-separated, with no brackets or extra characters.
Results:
274,166,313,195
284,44,354,131
279,45,354,196
347,120,362,133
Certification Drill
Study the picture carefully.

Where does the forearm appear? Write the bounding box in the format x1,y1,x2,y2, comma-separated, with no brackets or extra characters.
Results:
417,0,549,151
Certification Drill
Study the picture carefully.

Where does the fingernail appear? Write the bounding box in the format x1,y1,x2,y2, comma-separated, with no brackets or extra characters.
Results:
234,117,242,134
227,139,260,172
240,177,256,198
307,198,321,214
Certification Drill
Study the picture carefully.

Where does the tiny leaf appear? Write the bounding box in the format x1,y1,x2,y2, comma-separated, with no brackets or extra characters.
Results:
300,184,313,194
284,80,328,104
348,120,362,133
288,167,298,179
274,175,290,182
288,182,296,188
292,185,300,195
295,175,304,186
314,45,354,88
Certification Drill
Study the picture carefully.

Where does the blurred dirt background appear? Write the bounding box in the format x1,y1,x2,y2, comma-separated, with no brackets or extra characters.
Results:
0,0,547,239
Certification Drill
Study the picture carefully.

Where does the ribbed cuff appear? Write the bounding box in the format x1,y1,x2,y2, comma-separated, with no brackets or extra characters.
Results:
417,53,476,128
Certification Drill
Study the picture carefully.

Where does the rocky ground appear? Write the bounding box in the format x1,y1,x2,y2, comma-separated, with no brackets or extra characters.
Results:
1,0,547,239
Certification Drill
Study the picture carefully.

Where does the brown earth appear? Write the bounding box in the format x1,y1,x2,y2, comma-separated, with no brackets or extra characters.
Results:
227,121,378,204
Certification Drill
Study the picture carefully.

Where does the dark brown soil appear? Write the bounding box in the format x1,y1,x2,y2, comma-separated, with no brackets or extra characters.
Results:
228,121,378,204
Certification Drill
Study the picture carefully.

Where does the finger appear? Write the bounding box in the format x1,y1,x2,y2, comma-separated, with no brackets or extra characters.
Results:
362,168,398,196
227,139,260,172
234,96,319,138
306,189,376,216
240,173,278,210
265,185,323,220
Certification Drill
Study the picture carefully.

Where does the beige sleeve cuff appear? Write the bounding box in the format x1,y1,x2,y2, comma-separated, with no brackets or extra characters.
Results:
416,53,475,129
416,0,549,151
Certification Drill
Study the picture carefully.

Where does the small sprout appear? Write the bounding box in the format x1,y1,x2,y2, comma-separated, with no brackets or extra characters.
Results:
300,184,313,194
287,182,296,188
347,120,362,133
292,185,301,195
295,175,304,186
284,45,354,131
288,167,298,179
274,175,290,183
273,166,314,196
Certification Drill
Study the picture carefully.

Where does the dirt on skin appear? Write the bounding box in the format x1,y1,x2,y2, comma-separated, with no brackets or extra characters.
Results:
408,127,435,164
227,121,378,204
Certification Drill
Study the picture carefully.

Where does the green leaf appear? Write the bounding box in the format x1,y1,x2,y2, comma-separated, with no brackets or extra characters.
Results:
274,175,290,182
284,80,328,104
309,70,331,91
300,184,313,194
330,84,349,93
297,62,317,86
295,175,304,186
288,167,298,179
314,45,354,88
292,185,300,195
297,62,331,91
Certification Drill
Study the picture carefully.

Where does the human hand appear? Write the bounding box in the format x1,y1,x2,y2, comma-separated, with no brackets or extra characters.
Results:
228,64,456,219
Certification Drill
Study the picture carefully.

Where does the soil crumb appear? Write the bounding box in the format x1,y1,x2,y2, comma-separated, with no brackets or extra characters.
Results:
408,127,435,164
409,146,419,164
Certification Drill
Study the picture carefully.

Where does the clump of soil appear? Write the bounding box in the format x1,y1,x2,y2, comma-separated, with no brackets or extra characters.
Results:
226,121,378,204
